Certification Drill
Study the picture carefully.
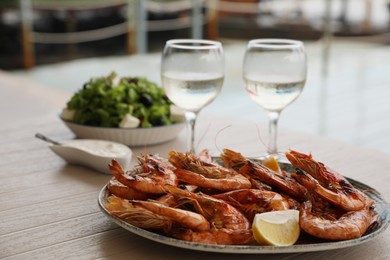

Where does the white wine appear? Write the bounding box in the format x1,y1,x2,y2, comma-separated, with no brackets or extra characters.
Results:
162,72,224,112
244,79,305,111
243,39,306,155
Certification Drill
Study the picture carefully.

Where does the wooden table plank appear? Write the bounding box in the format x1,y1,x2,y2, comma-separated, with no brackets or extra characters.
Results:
1,213,115,258
1,191,101,235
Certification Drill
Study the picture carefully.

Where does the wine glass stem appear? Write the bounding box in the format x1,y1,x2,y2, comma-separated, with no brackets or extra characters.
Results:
267,111,280,155
185,111,198,153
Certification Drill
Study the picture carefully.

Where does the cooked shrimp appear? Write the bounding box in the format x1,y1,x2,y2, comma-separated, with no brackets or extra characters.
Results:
164,185,250,230
221,149,307,199
304,189,345,220
105,195,210,232
286,150,374,211
299,201,378,240
212,189,290,221
169,150,251,191
239,162,307,199
109,157,177,194
155,185,198,207
139,152,175,173
164,184,253,245
174,228,254,245
220,148,248,170
198,149,213,164
292,168,372,212
286,150,341,185
249,178,273,191
107,178,152,200
173,168,251,192
169,150,236,178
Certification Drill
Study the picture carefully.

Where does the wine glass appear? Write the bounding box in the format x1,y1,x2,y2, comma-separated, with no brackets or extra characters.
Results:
243,39,307,158
161,39,224,153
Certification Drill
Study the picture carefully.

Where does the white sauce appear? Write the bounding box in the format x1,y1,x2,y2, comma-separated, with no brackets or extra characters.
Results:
63,140,131,158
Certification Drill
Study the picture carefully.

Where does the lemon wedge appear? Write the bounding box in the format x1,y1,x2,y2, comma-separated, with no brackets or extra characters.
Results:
252,210,300,246
262,156,281,174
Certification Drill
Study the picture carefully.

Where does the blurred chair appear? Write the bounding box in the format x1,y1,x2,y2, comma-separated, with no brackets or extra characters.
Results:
19,0,209,69
206,0,259,40
20,0,129,69
137,0,208,52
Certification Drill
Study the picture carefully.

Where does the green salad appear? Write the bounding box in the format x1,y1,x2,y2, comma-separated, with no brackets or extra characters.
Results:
62,72,174,128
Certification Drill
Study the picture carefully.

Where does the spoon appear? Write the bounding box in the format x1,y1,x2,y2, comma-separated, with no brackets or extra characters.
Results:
35,133,132,174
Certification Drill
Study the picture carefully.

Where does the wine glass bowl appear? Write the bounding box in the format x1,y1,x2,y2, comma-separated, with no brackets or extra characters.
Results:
161,39,224,153
243,39,307,157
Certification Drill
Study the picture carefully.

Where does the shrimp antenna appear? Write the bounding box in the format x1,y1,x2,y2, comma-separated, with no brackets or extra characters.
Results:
255,124,267,150
244,123,268,158
196,122,211,154
214,124,233,154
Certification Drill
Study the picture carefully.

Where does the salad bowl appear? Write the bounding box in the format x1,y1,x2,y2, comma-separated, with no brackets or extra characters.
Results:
60,73,185,146
61,117,185,146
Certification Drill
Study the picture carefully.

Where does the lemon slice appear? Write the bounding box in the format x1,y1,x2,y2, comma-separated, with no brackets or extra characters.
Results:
262,156,281,174
252,210,300,246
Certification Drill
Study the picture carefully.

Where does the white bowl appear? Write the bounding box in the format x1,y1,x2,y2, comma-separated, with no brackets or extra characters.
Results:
61,118,185,146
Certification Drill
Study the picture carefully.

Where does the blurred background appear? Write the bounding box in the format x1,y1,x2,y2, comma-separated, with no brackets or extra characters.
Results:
1,0,389,69
1,0,390,153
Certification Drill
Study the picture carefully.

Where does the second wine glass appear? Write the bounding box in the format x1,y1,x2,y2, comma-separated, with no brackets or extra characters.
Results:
161,39,224,153
243,39,307,158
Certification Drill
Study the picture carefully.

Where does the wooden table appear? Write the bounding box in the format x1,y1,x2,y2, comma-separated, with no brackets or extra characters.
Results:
1,71,389,259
